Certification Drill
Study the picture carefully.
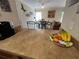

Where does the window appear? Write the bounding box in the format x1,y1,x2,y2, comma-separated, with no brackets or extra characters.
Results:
35,12,42,21
60,12,64,23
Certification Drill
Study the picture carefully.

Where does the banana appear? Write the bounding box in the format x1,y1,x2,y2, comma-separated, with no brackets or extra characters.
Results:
67,33,71,41
65,32,68,41
61,32,68,41
60,33,64,41
64,32,67,41
63,32,71,42
59,31,71,42
62,32,66,41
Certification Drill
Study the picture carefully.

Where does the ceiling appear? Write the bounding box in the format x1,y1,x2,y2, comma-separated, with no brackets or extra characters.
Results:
23,0,66,9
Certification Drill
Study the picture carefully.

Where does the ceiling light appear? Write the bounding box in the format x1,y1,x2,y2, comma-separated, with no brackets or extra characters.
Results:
41,5,44,8
41,3,44,8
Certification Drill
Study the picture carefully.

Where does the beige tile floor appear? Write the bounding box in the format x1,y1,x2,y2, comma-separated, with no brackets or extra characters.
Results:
0,29,79,59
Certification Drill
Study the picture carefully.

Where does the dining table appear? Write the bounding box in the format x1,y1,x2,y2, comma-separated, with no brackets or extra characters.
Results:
27,21,53,29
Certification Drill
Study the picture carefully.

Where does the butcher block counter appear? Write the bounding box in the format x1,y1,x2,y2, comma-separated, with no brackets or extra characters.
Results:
0,29,79,59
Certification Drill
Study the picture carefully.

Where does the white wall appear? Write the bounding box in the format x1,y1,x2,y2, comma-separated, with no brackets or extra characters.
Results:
15,0,35,28
36,8,63,22
62,2,79,41
0,0,20,27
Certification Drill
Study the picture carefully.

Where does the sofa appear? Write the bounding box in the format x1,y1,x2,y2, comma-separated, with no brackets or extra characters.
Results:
0,21,15,40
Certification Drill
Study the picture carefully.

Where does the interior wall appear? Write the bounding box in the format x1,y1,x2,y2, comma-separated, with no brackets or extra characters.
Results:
36,8,63,22
0,0,20,27
15,0,35,28
61,2,79,41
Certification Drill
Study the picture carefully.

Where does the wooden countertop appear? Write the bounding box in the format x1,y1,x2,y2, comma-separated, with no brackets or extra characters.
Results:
0,29,79,59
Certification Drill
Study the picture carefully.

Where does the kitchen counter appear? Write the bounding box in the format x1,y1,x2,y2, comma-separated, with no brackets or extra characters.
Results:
0,29,79,59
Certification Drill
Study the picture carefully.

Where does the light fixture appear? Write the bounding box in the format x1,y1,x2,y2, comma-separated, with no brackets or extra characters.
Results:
41,5,44,8
41,3,44,9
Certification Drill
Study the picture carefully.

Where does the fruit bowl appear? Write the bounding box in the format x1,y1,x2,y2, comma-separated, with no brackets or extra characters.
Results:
49,36,73,48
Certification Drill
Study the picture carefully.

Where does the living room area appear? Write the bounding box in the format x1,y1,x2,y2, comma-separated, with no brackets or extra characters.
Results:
16,0,64,30
0,0,79,59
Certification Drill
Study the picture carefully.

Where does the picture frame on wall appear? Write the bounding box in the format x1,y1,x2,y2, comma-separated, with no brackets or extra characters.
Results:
48,10,56,18
0,0,12,12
